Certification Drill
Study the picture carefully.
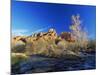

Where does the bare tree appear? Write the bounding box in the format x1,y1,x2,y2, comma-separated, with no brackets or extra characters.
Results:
70,14,88,49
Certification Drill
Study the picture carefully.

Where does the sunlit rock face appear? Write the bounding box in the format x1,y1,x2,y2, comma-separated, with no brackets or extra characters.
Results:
11,28,77,55
43,28,57,40
11,28,75,51
12,36,26,45
30,28,57,41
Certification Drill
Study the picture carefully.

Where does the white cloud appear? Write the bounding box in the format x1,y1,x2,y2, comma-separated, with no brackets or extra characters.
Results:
12,29,29,36
33,26,51,34
12,26,51,36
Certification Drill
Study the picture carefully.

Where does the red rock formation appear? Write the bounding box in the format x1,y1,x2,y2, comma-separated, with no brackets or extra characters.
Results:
60,32,75,42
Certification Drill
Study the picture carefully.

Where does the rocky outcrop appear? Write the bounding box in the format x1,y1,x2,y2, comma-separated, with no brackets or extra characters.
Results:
60,32,75,42
31,28,57,41
12,29,76,47
11,36,27,53
12,36,27,45
12,28,77,56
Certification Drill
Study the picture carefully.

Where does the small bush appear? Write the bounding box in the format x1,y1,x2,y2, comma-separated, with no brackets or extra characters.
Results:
12,45,26,53
11,53,28,65
86,40,96,52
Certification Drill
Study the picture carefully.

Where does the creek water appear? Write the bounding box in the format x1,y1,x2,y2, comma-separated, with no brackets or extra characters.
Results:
11,53,96,74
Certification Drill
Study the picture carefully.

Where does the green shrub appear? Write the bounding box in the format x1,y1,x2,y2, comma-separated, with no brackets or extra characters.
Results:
11,53,28,65
12,45,26,53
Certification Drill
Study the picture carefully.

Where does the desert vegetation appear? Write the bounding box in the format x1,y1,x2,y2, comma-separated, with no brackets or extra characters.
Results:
11,14,96,74
11,14,95,58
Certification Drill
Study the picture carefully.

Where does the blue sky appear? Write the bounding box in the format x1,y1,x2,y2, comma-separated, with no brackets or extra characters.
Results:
12,0,96,39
